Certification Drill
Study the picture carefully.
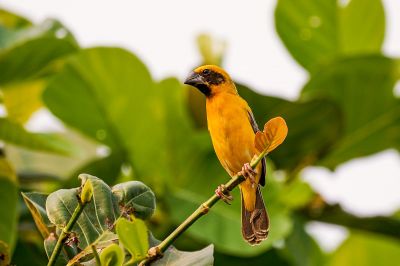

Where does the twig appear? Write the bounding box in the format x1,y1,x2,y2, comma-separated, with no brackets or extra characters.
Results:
91,245,101,266
139,151,267,265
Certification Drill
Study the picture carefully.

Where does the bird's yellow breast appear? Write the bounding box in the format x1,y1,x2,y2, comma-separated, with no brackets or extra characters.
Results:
206,92,257,177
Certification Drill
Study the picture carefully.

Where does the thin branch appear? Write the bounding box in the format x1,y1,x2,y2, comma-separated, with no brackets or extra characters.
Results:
139,151,267,265
91,245,101,266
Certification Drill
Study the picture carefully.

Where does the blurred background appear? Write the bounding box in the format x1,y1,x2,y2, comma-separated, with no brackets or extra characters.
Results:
0,0,399,265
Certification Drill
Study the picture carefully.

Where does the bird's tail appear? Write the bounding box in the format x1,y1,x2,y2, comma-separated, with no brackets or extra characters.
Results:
241,186,269,245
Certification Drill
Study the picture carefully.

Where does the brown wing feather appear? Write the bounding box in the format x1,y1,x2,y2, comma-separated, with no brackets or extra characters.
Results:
247,111,266,186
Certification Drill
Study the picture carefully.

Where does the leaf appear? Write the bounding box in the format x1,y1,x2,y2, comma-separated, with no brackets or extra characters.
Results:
329,232,400,266
46,174,119,249
0,117,76,155
149,234,214,266
1,79,45,124
21,192,54,238
0,19,78,85
116,217,148,263
196,33,226,66
112,181,156,220
153,245,214,266
255,117,288,155
99,243,124,266
0,157,18,265
301,56,400,167
275,0,385,71
43,47,198,189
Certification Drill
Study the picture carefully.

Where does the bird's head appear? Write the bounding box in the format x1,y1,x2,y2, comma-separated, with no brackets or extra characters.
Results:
184,65,237,97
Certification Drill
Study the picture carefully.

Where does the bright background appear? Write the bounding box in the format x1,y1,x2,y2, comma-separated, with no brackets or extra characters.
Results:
2,0,400,252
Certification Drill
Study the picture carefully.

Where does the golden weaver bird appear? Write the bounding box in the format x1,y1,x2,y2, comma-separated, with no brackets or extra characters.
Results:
184,65,269,245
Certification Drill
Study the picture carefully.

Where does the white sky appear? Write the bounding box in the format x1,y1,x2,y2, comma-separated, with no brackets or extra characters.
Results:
2,0,400,250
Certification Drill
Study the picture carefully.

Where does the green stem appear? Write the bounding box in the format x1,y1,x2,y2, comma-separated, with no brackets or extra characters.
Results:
139,151,267,265
91,245,101,266
47,200,88,266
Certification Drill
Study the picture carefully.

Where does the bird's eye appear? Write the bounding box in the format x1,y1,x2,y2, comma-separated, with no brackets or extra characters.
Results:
202,69,210,75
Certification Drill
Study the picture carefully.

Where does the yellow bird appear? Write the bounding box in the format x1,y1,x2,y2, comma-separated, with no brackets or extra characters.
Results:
184,65,269,245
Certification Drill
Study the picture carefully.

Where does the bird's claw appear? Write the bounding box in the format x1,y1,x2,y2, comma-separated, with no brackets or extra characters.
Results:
239,163,257,188
215,184,233,204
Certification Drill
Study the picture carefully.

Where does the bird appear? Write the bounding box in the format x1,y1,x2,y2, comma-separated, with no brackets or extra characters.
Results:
184,65,269,245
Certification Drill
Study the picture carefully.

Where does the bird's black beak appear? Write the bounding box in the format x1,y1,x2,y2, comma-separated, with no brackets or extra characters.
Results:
184,71,205,86
184,71,211,96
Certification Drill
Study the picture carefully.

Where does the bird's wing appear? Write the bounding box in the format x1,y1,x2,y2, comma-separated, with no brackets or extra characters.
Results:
247,110,266,186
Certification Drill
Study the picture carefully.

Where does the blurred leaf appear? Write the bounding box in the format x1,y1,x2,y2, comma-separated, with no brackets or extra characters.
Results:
329,232,400,266
116,217,148,263
0,9,31,29
67,152,124,187
275,0,385,71
0,157,18,266
302,56,400,167
112,181,156,220
214,248,290,266
46,175,119,249
99,243,124,266
237,84,342,170
282,217,326,266
11,239,47,266
43,48,198,190
0,9,31,49
278,179,314,209
0,19,78,85
0,118,77,155
1,79,45,124
21,192,53,238
197,33,226,66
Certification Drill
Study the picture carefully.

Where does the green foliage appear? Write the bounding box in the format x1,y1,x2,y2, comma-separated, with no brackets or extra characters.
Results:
275,0,385,71
0,1,399,265
116,217,149,263
100,243,124,266
0,157,18,266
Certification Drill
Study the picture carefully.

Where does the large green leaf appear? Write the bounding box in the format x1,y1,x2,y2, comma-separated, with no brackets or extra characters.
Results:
0,19,78,85
46,175,120,249
116,218,148,263
302,56,400,167
0,118,76,155
0,9,31,48
275,0,385,71
329,232,400,266
43,47,198,189
0,157,18,266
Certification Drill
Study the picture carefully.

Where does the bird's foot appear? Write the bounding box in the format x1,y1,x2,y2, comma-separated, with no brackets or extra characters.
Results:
215,184,233,204
239,163,257,188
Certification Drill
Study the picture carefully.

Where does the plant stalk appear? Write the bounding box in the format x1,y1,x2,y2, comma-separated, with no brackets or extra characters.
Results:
47,200,88,266
91,245,101,266
139,151,267,265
